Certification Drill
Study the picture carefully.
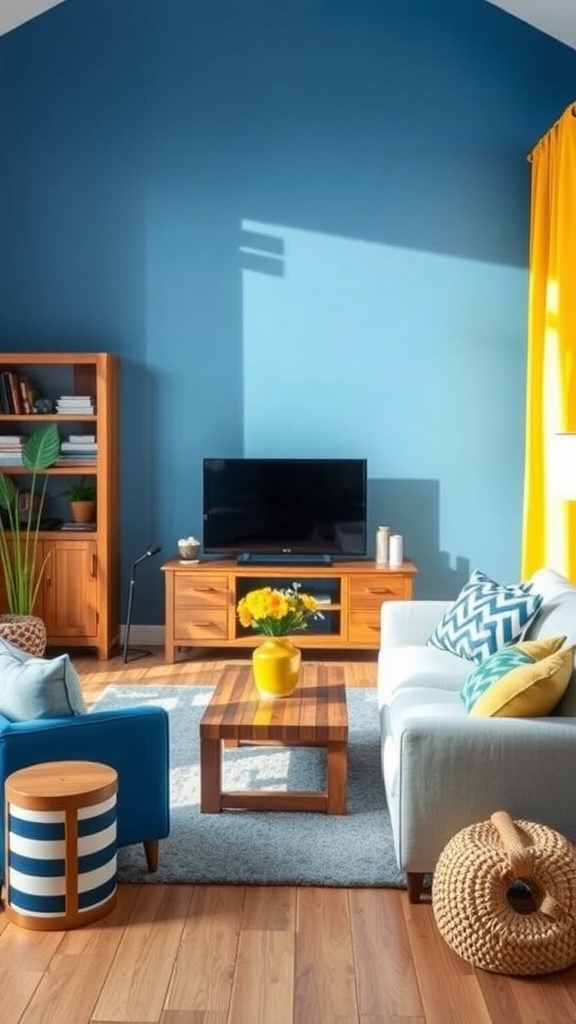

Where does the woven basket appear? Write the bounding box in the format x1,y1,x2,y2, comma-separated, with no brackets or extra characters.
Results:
432,811,576,975
0,614,47,657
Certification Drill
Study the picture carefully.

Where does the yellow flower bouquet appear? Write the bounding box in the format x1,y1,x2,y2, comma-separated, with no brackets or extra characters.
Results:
237,584,323,636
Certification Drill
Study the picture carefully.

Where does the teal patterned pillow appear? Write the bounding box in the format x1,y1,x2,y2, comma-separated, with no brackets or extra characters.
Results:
460,647,533,711
428,569,543,663
460,635,567,712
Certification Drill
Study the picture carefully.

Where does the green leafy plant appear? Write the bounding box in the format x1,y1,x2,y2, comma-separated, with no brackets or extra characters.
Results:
60,477,96,502
0,424,61,614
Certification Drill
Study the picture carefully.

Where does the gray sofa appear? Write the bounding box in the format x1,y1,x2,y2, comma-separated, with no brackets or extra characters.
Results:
377,567,576,902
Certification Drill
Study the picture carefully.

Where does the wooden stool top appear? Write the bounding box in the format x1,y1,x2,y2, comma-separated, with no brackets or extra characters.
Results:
5,760,117,810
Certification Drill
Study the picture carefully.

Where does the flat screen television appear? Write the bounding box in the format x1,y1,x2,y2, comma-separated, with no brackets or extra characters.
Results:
202,457,367,564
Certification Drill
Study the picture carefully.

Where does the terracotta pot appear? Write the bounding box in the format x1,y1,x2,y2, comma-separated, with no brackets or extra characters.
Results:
70,500,96,524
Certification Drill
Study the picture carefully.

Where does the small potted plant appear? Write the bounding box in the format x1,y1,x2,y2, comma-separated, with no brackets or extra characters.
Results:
0,423,61,654
61,478,96,524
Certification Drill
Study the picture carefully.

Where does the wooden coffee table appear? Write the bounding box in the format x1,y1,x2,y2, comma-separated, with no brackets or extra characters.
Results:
200,662,348,814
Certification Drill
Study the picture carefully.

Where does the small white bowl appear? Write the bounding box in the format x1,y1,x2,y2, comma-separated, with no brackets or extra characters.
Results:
177,541,200,561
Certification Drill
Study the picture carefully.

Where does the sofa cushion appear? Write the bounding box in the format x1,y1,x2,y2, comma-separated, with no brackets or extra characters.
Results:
377,643,471,708
427,569,543,664
0,638,87,722
469,644,574,718
524,570,576,646
460,636,567,712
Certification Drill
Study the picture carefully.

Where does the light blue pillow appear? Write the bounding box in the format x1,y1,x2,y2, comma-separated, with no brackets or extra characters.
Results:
428,569,543,664
0,638,87,722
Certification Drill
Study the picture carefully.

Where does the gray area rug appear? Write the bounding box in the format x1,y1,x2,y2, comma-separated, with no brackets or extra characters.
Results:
92,684,405,889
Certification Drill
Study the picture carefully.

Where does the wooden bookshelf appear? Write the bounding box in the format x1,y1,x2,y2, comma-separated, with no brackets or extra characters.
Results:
0,352,119,659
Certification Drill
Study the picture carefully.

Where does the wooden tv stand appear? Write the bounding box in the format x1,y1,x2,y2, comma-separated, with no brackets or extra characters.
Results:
161,558,417,663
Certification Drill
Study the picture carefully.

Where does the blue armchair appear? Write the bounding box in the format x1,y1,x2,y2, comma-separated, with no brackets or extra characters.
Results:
0,704,170,880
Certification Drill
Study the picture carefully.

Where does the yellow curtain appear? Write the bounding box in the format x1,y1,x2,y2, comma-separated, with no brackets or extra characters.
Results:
522,103,576,580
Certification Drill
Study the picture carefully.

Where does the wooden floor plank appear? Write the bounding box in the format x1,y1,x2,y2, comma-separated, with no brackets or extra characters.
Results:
91,885,192,1023
295,887,360,1024
228,929,295,1024
160,1012,227,1024
16,887,141,1024
166,885,245,1014
402,899,493,1024
349,888,424,1019
0,965,45,1024
501,969,576,1024
240,885,296,932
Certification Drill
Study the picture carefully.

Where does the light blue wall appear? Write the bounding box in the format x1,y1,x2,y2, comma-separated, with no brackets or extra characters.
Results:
1,0,576,623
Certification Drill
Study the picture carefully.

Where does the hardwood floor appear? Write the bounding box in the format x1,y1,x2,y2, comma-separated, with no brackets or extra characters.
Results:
2,648,576,1024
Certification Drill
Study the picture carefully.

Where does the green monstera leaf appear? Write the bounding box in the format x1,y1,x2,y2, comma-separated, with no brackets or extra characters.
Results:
0,472,17,512
22,423,61,472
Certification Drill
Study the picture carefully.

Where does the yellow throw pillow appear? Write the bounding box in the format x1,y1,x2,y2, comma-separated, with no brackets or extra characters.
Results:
460,635,567,712
470,644,574,718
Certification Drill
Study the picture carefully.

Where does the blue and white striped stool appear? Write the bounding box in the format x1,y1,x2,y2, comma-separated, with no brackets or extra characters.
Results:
5,760,118,930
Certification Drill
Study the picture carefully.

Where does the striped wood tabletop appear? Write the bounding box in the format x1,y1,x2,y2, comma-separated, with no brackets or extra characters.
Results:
199,661,349,813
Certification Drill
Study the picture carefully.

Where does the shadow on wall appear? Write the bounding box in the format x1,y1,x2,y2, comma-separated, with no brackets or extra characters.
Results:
368,479,470,599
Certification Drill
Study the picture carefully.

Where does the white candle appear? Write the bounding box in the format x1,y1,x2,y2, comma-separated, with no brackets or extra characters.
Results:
389,534,403,567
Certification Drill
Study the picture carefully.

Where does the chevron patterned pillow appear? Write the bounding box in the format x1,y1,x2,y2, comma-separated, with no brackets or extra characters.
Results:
427,569,544,663
460,635,566,711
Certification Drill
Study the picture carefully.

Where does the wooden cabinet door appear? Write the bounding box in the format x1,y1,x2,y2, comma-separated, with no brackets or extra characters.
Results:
42,539,98,640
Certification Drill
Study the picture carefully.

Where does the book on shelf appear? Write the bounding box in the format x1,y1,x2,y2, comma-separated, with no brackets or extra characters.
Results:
61,521,96,531
0,371,37,414
56,396,95,414
0,372,14,413
18,377,31,413
68,434,96,443
61,441,98,449
7,372,22,414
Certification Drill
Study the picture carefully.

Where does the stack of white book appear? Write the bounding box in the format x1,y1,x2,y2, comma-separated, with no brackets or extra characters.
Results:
56,395,95,414
58,433,97,463
0,435,25,465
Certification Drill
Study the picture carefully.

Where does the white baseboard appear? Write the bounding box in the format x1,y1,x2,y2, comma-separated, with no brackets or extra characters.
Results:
120,624,165,646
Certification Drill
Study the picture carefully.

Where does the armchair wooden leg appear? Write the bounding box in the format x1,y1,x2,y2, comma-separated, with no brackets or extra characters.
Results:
143,839,159,872
406,872,425,903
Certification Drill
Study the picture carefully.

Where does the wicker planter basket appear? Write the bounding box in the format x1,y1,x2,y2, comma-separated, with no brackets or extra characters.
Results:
0,615,47,657
432,811,576,975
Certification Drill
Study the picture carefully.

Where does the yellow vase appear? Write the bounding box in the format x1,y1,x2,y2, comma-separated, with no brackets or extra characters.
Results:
252,638,301,699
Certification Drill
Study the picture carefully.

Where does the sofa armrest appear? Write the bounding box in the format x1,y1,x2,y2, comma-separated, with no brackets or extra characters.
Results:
0,706,170,853
380,600,451,648
383,705,576,873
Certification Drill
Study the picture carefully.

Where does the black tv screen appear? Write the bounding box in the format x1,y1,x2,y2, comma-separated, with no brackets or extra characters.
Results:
202,458,367,563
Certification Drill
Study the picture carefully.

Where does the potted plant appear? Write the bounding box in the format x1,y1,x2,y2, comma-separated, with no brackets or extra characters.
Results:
0,423,61,654
61,477,96,524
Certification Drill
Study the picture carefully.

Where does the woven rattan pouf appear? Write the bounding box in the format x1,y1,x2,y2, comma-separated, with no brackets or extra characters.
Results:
432,811,576,974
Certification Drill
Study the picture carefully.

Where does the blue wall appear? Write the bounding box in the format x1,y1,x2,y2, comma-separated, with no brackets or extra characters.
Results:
1,0,576,624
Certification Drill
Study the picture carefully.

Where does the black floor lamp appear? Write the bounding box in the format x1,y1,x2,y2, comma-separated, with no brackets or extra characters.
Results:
122,544,162,663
